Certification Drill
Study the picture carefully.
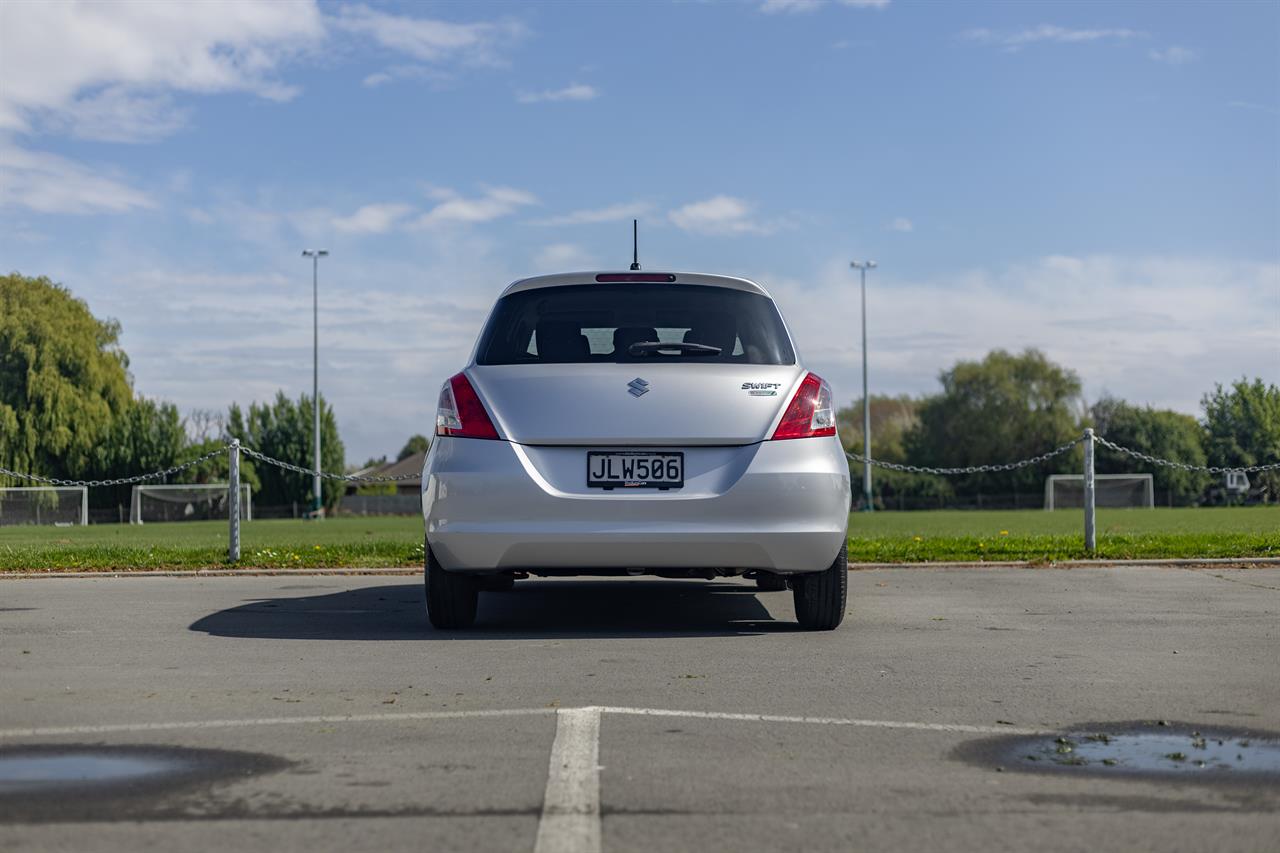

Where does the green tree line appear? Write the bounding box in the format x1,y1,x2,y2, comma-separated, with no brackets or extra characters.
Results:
839,349,1280,508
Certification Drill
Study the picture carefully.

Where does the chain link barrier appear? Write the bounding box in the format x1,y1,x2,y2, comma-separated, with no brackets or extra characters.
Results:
0,442,424,488
1094,435,1280,475
237,445,423,482
846,433,1276,477
0,446,229,488
845,437,1084,475
3,432,1275,488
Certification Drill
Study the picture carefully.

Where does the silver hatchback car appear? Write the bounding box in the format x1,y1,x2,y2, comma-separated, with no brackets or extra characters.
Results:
422,271,851,630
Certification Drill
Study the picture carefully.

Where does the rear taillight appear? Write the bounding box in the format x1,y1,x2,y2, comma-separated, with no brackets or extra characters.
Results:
436,372,499,439
770,372,836,440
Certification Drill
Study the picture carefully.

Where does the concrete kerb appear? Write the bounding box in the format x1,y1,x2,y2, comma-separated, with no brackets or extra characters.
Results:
849,556,1280,570
2,557,1278,580
0,567,423,580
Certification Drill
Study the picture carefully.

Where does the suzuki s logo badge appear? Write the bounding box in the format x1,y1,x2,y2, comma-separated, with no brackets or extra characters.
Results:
742,382,781,397
627,378,650,397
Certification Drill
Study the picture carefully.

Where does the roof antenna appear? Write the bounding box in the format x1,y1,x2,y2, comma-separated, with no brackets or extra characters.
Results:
629,219,641,270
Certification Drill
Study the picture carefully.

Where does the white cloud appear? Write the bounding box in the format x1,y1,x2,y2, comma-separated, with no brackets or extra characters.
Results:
769,254,1279,417
63,240,514,463
530,201,652,227
359,64,455,89
516,83,599,104
961,25,1145,51
760,0,888,13
533,243,596,272
1148,46,1198,65
171,191,528,245
0,2,524,140
409,186,537,229
887,216,913,232
760,0,825,13
333,4,525,66
43,88,190,144
0,0,323,141
0,142,155,214
668,195,785,236
331,203,414,234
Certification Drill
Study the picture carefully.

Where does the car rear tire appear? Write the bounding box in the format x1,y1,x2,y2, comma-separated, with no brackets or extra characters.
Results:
425,542,478,630
755,573,788,592
792,539,847,630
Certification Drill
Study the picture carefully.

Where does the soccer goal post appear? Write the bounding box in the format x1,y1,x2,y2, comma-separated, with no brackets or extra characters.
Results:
130,484,252,524
0,487,89,526
1045,474,1154,510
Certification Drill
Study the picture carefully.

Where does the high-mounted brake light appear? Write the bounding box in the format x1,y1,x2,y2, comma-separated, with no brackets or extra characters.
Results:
436,373,499,439
595,273,677,283
770,372,836,440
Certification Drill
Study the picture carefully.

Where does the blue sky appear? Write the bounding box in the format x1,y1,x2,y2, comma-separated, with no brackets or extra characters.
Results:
2,0,1277,464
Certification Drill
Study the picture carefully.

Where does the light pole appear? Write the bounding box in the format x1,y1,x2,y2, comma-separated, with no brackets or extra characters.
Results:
302,249,328,518
850,260,876,512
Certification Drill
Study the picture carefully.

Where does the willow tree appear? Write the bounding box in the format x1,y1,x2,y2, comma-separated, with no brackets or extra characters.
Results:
0,273,133,483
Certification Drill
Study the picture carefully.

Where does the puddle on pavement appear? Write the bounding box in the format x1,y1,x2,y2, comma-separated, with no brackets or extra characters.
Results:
0,752,184,792
958,722,1280,783
0,744,290,823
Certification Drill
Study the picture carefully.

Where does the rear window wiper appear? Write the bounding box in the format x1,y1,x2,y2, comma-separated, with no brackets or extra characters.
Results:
627,341,722,357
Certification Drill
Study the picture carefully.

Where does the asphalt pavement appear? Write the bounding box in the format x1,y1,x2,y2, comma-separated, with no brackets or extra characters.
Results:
1,566,1277,852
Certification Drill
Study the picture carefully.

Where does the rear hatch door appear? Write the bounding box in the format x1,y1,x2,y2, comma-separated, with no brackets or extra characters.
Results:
470,363,803,446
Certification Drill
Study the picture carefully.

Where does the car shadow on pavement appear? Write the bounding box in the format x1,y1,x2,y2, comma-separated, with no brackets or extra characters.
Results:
189,580,795,640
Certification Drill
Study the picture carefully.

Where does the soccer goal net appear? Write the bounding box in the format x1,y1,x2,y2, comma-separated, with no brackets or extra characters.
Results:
0,487,88,526
130,484,252,524
1044,474,1154,510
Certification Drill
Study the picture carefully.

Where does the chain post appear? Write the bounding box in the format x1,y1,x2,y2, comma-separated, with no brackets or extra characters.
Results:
228,439,241,563
1083,428,1096,552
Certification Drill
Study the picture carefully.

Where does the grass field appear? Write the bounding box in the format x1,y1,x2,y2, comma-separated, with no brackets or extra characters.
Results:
846,506,1279,563
1,507,1277,571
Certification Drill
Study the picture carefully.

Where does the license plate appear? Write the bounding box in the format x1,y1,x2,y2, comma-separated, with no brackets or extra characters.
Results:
587,451,683,490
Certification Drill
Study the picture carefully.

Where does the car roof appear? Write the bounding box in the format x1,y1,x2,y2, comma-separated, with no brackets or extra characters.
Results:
500,271,773,298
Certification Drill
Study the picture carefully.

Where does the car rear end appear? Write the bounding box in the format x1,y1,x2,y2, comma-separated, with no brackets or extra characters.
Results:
422,271,851,627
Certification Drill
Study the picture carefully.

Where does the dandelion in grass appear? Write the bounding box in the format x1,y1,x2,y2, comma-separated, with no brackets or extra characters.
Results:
912,536,923,542
999,530,1009,536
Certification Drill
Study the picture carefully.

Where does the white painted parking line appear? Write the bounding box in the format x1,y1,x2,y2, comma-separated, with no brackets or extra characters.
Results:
0,703,1047,852
535,707,603,853
0,705,1047,740
0,707,553,739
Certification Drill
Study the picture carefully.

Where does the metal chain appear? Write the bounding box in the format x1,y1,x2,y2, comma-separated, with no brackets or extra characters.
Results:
0,446,230,488
845,437,1084,475
1094,435,1280,474
5,432,1273,486
237,446,422,482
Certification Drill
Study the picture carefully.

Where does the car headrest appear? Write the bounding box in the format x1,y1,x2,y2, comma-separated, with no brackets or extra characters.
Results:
536,321,590,361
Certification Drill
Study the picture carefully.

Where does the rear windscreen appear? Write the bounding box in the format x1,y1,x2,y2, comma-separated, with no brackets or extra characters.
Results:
475,283,796,365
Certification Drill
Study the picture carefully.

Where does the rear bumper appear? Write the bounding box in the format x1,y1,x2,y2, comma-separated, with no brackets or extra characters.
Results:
422,437,850,573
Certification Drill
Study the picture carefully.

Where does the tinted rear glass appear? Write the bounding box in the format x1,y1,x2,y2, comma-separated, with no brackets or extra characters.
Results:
475,283,796,365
